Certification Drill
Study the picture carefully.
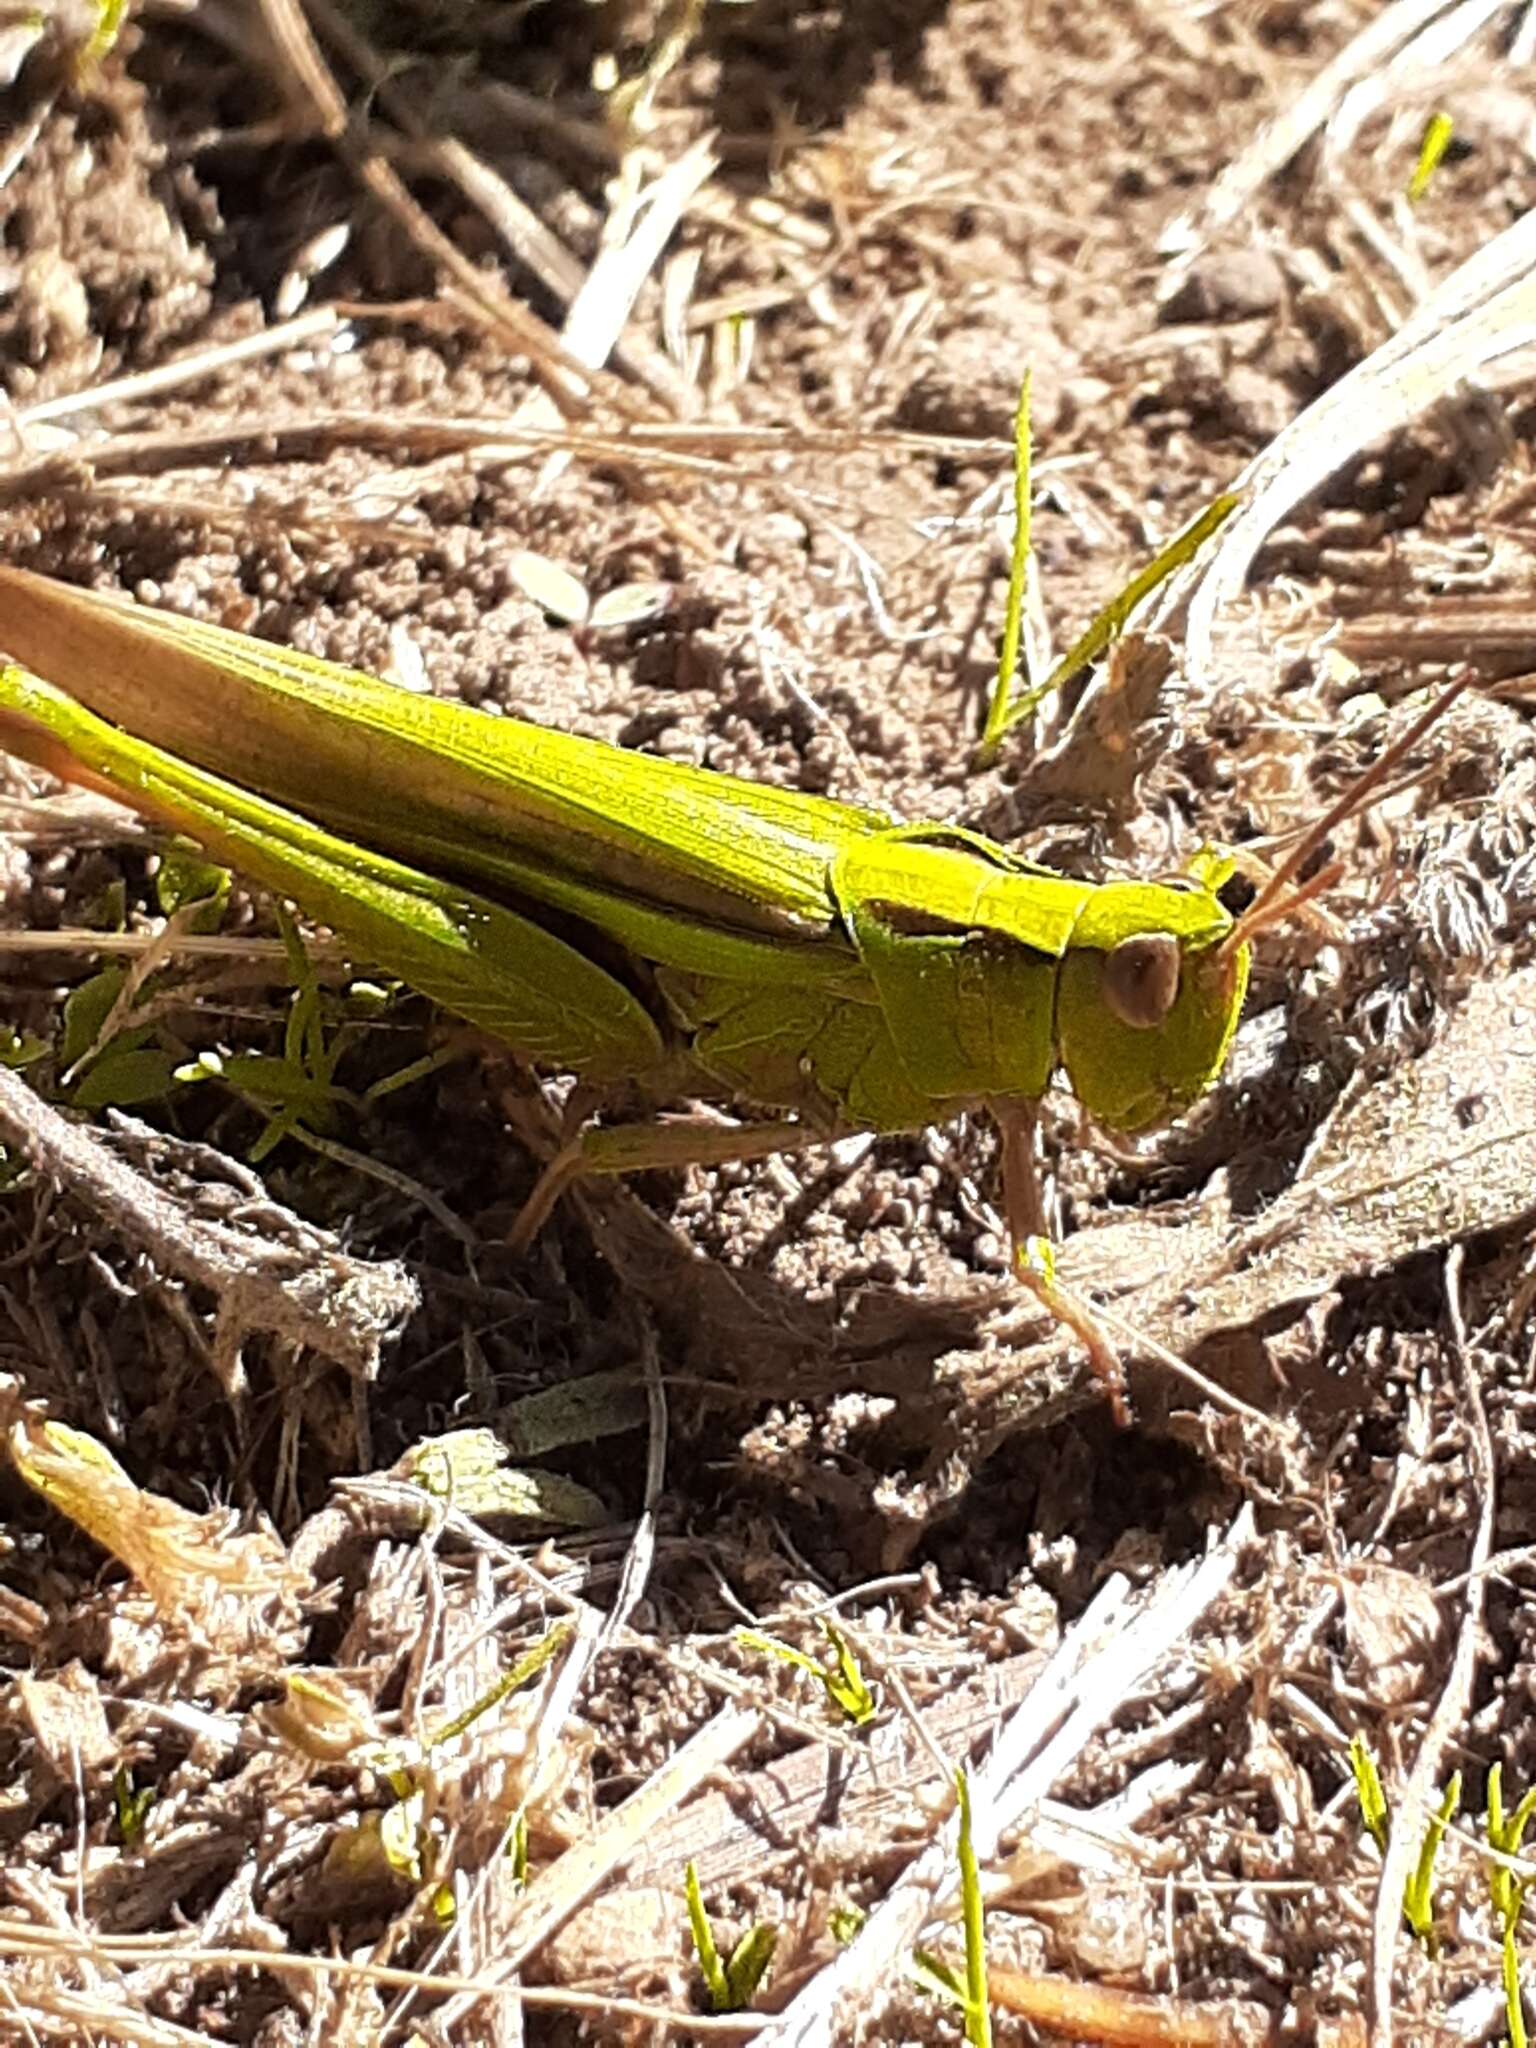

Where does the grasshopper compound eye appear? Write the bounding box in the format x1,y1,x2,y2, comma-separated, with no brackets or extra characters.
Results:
1101,931,1181,1030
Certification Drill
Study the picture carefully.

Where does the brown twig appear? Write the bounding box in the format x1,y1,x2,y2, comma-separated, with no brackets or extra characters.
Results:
0,1067,417,1393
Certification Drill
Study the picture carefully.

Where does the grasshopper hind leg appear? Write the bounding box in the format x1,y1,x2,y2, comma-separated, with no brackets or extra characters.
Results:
995,1104,1131,1427
506,1111,844,1252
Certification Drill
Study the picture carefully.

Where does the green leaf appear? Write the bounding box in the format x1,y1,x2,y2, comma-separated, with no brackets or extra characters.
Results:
59,967,129,1072
735,1624,877,1728
80,879,127,932
1505,1916,1528,2048
0,1027,49,1069
112,1764,154,1846
498,1369,649,1458
508,550,591,626
821,1622,877,1727
1000,490,1242,736
725,1923,777,2009
978,368,1034,759
830,1905,866,1945
911,1949,968,2008
213,1052,343,1123
1488,1764,1536,1940
397,1428,609,1528
155,847,231,930
428,1623,572,1746
365,1042,463,1101
70,1047,177,1110
587,582,673,631
1408,112,1454,203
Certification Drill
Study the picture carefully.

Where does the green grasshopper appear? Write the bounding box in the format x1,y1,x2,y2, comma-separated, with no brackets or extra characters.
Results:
0,566,1462,1416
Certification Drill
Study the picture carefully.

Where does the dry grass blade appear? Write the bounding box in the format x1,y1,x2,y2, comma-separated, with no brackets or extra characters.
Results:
756,1520,1249,2044
437,1705,764,2028
253,0,645,420
1162,0,1476,251
559,135,717,389
1175,203,1536,669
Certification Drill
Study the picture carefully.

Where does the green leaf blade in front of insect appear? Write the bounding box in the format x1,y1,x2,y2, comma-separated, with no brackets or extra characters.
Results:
978,368,1034,761
155,847,231,932
1408,112,1454,202
1000,489,1242,737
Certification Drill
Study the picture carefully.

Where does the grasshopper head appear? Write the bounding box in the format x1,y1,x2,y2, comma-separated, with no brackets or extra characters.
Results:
1055,880,1250,1134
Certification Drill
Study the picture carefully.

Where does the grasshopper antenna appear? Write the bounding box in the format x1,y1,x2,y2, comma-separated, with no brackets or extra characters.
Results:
1221,670,1471,953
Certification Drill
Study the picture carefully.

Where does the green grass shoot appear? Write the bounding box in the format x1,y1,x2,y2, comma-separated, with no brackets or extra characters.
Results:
685,1861,778,2012
978,369,1034,760
1408,113,1455,203
1349,1735,1458,1952
912,1766,991,2044
735,1621,877,1725
1485,1764,1536,2047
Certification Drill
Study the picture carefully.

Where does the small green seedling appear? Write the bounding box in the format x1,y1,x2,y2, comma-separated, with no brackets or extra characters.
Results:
1409,112,1455,203
1485,1763,1536,2048
735,1620,877,1727
506,549,673,635
977,371,1036,760
685,1860,778,2013
111,1763,154,1847
912,1768,991,2047
1348,1735,1460,1953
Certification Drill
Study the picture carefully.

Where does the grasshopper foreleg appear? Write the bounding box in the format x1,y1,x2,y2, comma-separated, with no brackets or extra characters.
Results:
996,1103,1131,1426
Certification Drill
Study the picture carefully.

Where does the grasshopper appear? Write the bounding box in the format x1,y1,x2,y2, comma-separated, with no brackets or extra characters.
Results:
0,566,1464,1416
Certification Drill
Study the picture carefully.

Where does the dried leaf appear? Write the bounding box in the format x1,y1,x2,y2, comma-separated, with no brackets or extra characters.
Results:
395,1426,609,1527
497,1368,648,1457
8,1410,291,1616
